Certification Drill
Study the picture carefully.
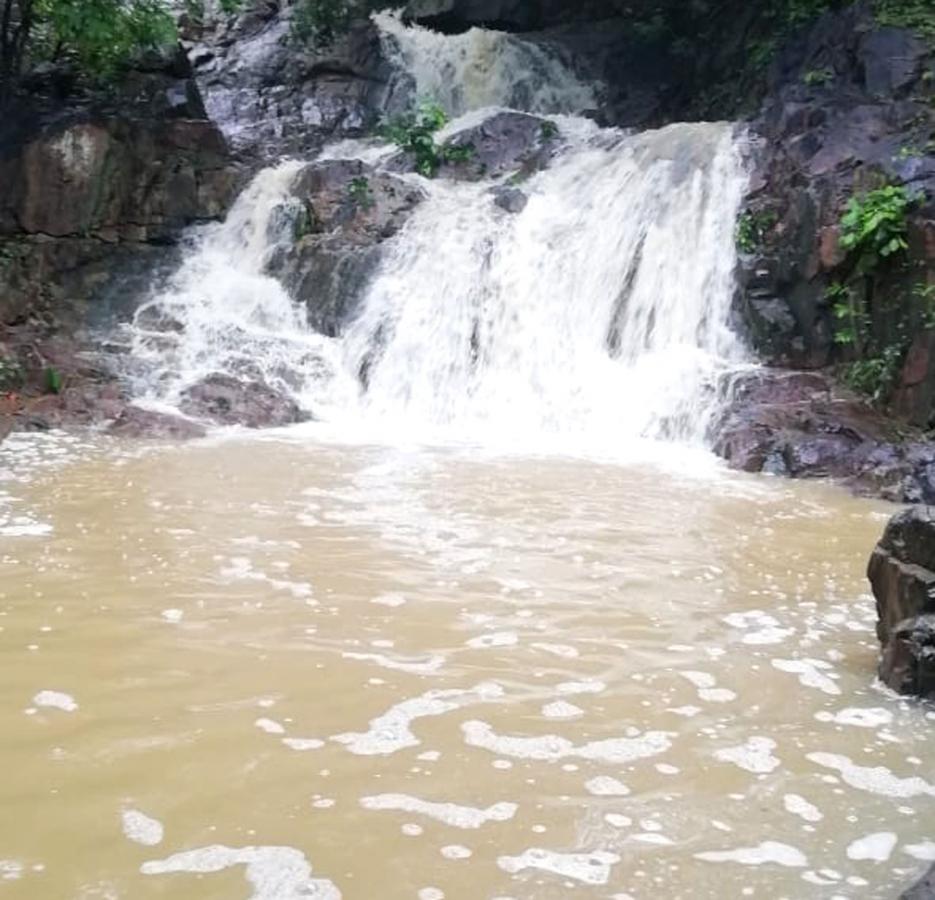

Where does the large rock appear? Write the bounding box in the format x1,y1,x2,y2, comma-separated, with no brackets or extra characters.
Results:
903,862,935,899
179,373,307,428
266,159,425,335
712,369,935,502
867,506,935,700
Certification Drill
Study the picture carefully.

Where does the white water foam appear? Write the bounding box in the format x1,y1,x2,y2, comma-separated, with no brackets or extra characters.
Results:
359,794,517,829
374,11,598,117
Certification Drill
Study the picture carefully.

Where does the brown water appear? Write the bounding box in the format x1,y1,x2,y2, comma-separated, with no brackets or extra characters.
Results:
0,430,933,900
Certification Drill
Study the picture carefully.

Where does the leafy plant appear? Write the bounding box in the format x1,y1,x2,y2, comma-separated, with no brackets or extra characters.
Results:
842,345,905,402
916,282,935,329
381,101,473,178
839,184,915,271
44,365,62,394
540,120,559,140
348,175,374,209
735,210,777,253
875,0,935,44
803,67,834,86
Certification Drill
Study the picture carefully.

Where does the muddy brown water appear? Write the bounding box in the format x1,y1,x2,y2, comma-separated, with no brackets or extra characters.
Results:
0,430,933,899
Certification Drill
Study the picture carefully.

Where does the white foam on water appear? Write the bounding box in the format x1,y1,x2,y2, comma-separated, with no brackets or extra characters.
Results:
161,608,184,623
255,718,285,735
531,642,579,659
462,720,672,764
771,659,841,696
282,738,325,751
333,683,503,756
695,842,808,868
359,794,517,829
374,11,598,117
806,753,935,799
584,776,630,797
466,631,519,649
905,841,935,861
371,592,407,607
121,809,164,847
814,707,893,728
497,848,620,886
846,832,898,862
33,690,78,712
714,737,780,775
440,845,472,860
631,833,674,846
783,794,823,823
556,681,606,696
140,845,341,899
0,860,23,881
723,611,794,645
605,813,633,828
342,651,446,675
541,700,584,719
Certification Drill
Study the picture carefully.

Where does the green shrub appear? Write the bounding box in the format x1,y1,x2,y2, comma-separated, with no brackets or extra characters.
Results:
348,175,374,208
842,345,905,401
735,210,777,253
839,183,915,270
381,101,474,178
875,0,935,43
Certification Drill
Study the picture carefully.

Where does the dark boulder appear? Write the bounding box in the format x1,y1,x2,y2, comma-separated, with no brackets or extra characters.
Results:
266,159,425,336
439,111,558,181
903,862,935,899
867,506,935,700
491,185,529,213
179,374,307,428
107,406,207,440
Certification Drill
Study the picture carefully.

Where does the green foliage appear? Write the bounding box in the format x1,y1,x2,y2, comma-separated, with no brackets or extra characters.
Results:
839,184,915,270
803,67,834,85
184,0,242,23
916,282,935,329
540,120,559,140
33,0,175,80
829,281,864,346
43,365,62,395
381,101,474,178
735,210,777,253
841,346,905,402
875,0,935,43
348,175,374,209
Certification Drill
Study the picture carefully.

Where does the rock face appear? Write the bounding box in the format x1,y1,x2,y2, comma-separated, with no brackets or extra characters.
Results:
179,373,307,428
183,9,404,161
868,506,935,700
266,158,425,335
903,863,935,900
738,5,935,383
712,369,935,503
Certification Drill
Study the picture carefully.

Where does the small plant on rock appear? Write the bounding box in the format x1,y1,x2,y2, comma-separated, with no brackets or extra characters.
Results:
735,210,777,253
381,101,474,178
348,175,374,209
839,183,915,271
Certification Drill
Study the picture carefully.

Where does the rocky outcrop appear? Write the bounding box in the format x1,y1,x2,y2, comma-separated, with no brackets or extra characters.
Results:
183,6,405,161
712,369,935,503
266,158,425,335
868,506,935,700
738,5,935,378
903,862,935,899
0,48,240,440
179,373,307,428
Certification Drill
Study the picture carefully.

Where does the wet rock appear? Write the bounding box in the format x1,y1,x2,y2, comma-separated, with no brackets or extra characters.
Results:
439,111,557,181
868,506,935,700
107,406,206,440
903,862,935,899
179,374,307,429
491,186,528,214
266,159,425,335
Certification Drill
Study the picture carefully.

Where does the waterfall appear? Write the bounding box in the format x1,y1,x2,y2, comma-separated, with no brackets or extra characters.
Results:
126,16,750,452
374,11,599,117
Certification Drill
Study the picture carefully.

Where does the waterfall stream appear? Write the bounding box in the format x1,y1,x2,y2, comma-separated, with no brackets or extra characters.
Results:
128,14,750,452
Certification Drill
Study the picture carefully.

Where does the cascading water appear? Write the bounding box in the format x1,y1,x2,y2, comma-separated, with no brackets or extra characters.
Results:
127,13,750,452
374,11,599,117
